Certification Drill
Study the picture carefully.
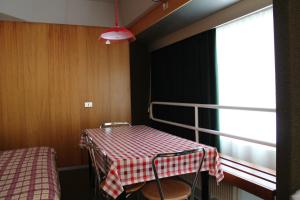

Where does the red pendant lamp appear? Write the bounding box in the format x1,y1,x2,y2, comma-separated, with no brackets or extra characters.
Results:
99,0,135,44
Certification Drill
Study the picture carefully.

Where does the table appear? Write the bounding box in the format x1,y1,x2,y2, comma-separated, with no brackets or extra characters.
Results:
80,125,223,199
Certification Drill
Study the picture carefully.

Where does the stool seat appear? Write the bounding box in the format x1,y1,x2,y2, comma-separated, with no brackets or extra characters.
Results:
125,182,145,194
142,179,191,200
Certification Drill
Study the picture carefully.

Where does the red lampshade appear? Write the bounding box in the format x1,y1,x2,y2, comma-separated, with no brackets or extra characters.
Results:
99,27,135,42
99,0,135,44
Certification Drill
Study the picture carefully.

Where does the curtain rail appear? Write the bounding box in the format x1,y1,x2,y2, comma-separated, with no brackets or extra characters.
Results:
149,102,276,148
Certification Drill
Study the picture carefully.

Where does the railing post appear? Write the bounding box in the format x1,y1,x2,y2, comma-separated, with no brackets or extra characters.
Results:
150,102,276,147
195,106,199,143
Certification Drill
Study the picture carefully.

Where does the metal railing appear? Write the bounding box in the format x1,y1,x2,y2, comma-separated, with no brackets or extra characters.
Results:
149,101,276,147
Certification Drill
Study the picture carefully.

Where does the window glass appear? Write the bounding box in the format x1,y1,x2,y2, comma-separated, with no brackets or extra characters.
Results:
216,7,276,169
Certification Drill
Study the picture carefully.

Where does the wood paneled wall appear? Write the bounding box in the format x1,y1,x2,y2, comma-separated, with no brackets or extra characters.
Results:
0,21,131,167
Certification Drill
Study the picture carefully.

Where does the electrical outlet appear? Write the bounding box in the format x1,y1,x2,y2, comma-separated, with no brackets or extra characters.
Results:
162,1,168,11
84,102,93,108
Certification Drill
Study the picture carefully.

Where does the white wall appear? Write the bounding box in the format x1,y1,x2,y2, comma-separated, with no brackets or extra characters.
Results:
150,0,273,51
0,0,115,27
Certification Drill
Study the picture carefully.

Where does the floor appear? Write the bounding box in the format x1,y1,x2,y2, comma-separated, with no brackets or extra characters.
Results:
59,168,94,200
59,168,139,200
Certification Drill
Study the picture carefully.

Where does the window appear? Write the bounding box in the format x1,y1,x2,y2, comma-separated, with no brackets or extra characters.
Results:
216,7,276,169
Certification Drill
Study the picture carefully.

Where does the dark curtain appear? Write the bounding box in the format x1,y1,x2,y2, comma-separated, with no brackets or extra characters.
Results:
150,29,218,200
130,41,151,126
151,29,218,146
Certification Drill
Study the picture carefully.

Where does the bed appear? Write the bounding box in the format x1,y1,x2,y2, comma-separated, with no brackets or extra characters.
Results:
0,147,60,200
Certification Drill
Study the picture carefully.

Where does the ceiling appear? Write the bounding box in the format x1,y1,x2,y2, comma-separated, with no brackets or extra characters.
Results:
0,0,154,27
0,0,240,42
86,0,113,2
0,13,23,21
137,0,240,44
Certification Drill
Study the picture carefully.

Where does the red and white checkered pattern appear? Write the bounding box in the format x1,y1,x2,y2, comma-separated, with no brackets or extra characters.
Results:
0,147,60,200
80,125,223,199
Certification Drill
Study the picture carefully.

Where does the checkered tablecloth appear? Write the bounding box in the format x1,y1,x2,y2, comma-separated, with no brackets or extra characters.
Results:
0,147,60,200
80,125,223,199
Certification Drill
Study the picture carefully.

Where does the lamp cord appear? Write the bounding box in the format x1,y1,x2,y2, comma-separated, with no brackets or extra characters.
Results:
114,0,119,27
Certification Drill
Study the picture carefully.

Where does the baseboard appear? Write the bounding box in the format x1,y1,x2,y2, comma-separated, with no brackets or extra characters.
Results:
58,165,89,172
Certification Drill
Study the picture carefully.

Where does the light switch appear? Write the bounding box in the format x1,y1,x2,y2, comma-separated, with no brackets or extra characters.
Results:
84,102,93,108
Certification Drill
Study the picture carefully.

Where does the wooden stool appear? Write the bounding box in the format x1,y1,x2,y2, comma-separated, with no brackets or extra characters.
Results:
125,182,145,194
142,179,191,200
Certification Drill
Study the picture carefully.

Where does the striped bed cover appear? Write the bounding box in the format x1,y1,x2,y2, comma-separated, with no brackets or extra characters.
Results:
0,147,60,200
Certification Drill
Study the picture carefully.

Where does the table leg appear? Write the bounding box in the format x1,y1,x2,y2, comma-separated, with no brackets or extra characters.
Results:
201,172,209,200
88,154,95,189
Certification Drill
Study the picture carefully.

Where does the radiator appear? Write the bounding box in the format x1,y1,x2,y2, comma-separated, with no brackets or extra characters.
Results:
209,176,238,200
180,174,237,200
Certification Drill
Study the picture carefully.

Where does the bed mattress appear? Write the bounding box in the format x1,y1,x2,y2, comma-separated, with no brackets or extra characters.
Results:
0,147,60,200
